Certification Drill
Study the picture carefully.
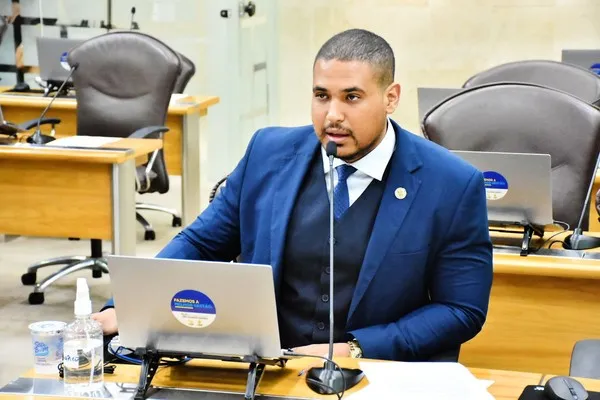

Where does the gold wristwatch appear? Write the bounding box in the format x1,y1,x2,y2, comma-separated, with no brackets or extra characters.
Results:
348,338,363,358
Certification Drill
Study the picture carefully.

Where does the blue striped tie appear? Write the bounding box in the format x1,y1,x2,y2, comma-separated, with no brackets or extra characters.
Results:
333,164,357,220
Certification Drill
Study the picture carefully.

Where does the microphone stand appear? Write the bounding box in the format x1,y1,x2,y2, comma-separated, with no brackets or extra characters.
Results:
305,141,364,396
27,63,78,145
564,151,600,250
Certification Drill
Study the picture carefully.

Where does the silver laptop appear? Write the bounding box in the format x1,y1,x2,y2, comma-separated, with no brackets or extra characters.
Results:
36,37,84,82
561,49,600,72
106,255,283,360
451,150,553,227
417,87,463,122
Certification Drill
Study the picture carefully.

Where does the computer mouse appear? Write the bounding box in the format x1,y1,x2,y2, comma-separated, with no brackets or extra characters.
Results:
12,82,30,92
544,376,589,400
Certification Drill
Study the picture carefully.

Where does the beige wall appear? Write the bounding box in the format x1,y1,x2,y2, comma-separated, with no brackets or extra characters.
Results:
277,0,600,134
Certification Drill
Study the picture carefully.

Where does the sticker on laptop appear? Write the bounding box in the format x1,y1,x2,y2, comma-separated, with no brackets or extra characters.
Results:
60,52,70,71
483,171,508,200
170,290,216,329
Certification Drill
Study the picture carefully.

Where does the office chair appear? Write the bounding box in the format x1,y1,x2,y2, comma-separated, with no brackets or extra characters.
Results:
173,52,196,94
570,339,600,379
135,51,196,240
209,175,229,203
462,60,600,106
21,31,182,304
422,82,600,234
464,62,600,234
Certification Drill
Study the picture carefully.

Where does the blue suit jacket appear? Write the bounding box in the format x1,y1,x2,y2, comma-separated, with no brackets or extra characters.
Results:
112,120,493,361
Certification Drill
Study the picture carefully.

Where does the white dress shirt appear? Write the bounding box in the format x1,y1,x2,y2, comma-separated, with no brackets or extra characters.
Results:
321,118,396,207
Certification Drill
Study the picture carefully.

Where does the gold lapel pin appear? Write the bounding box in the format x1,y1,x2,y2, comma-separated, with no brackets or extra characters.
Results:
395,187,407,200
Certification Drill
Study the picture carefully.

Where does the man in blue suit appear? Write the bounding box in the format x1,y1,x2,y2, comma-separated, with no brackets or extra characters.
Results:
94,29,493,361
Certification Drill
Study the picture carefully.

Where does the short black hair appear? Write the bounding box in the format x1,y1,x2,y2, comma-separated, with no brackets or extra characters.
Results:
314,29,395,87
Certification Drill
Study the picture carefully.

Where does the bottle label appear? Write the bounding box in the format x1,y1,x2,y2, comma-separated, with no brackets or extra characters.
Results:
34,341,49,357
170,290,217,329
63,349,82,369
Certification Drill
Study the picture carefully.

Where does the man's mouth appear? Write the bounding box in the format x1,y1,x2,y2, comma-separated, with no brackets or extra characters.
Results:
326,131,350,143
325,128,348,135
325,128,351,142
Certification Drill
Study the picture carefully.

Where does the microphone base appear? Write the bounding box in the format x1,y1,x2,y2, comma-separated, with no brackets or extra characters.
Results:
306,364,364,395
26,133,56,145
563,232,600,250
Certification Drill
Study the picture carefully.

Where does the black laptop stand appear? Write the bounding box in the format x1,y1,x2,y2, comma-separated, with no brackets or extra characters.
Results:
490,223,545,256
134,347,287,400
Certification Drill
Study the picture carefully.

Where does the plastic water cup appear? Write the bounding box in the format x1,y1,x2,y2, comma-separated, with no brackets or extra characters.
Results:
29,321,67,375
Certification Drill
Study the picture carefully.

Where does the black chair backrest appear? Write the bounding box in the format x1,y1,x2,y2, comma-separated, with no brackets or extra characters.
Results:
68,31,181,193
173,52,196,93
463,60,600,106
209,175,229,203
422,82,600,229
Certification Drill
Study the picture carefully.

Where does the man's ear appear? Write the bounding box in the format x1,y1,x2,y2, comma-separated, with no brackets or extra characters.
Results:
385,83,401,114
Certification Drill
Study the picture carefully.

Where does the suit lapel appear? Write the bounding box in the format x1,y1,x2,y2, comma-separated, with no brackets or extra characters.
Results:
270,132,319,297
348,121,423,321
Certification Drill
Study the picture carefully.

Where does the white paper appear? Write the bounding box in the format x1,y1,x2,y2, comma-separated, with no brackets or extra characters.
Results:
46,136,120,148
346,361,495,400
479,379,495,389
170,93,196,105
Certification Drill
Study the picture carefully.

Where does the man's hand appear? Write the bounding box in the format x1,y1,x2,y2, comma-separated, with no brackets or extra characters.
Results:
292,343,350,358
91,308,118,335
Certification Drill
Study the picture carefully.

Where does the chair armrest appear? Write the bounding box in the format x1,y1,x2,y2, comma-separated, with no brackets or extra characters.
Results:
209,175,229,203
130,126,169,192
128,126,169,139
18,117,61,131
570,339,600,379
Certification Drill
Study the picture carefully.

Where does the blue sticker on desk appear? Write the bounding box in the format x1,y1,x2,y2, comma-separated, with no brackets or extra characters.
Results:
60,52,70,71
171,290,216,329
483,171,508,200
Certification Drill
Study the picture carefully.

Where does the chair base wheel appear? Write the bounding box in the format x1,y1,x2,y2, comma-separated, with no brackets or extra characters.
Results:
28,292,44,305
172,216,182,227
92,269,102,279
21,272,37,286
144,230,156,241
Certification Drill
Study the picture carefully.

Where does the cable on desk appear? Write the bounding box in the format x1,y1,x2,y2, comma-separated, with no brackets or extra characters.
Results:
107,344,191,366
531,220,570,252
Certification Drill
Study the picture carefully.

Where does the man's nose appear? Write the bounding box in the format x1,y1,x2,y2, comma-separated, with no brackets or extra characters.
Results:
326,100,344,124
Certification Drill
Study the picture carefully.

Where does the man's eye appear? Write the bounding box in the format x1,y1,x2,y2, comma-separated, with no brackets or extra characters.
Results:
315,93,328,100
347,94,360,101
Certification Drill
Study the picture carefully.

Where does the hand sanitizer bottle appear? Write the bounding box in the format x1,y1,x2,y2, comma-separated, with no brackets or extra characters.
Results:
63,278,104,393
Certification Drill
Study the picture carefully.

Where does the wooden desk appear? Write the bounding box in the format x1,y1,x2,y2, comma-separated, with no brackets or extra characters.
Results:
0,359,545,400
591,174,600,231
0,138,161,255
0,90,220,226
459,241,600,376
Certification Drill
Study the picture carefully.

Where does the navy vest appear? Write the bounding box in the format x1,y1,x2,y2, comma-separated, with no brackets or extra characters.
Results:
278,149,386,348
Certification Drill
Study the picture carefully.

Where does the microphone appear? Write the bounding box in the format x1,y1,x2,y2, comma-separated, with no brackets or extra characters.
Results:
27,63,79,145
130,7,139,30
564,151,600,250
305,141,364,396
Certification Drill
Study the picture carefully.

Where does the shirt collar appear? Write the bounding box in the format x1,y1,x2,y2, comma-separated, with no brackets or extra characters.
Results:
321,117,396,181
